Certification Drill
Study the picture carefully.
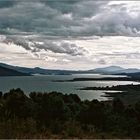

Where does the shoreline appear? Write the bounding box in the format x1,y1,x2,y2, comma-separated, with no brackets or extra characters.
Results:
53,76,140,82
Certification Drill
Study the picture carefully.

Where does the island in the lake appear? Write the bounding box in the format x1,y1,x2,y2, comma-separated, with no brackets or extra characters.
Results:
80,84,140,91
53,76,140,83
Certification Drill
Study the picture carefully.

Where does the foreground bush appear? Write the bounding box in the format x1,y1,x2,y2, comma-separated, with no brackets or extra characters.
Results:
0,89,140,138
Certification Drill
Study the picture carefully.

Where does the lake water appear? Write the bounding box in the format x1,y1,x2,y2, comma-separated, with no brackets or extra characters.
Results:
0,74,139,101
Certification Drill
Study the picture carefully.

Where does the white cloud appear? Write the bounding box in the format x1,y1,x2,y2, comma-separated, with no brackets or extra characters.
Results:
0,35,140,69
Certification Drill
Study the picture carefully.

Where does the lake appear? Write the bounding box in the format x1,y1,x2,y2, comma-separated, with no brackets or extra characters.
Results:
0,74,139,101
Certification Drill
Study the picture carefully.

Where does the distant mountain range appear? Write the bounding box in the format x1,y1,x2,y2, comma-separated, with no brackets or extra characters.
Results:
0,62,140,76
88,66,124,73
88,66,140,74
0,63,77,75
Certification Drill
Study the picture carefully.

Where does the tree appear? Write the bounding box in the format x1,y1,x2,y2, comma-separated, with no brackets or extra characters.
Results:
113,98,124,113
4,88,31,118
0,92,2,99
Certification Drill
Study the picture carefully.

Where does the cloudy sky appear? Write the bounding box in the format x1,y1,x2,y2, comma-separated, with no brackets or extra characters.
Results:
0,0,140,70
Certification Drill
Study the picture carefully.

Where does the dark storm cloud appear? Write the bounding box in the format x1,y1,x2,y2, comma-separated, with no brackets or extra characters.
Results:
0,0,109,37
41,0,106,17
40,0,81,14
0,0,139,37
0,0,17,8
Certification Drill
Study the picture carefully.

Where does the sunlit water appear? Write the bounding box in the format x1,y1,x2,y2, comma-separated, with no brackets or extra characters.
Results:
0,74,139,101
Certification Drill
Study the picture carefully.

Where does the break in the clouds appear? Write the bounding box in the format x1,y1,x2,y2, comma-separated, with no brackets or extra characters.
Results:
0,0,140,69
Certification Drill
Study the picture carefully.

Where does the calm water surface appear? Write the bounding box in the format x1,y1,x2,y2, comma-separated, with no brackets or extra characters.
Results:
0,74,139,101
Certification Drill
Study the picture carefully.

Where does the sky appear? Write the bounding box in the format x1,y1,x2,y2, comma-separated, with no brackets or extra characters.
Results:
0,0,140,70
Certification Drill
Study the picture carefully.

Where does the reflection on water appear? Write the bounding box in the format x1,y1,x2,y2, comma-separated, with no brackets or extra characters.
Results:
0,74,139,101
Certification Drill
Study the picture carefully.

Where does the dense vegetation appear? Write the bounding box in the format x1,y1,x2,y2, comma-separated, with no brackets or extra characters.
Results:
0,88,140,138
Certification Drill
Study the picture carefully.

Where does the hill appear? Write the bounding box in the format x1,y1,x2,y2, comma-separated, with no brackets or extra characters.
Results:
88,66,125,74
0,63,92,75
0,66,30,76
